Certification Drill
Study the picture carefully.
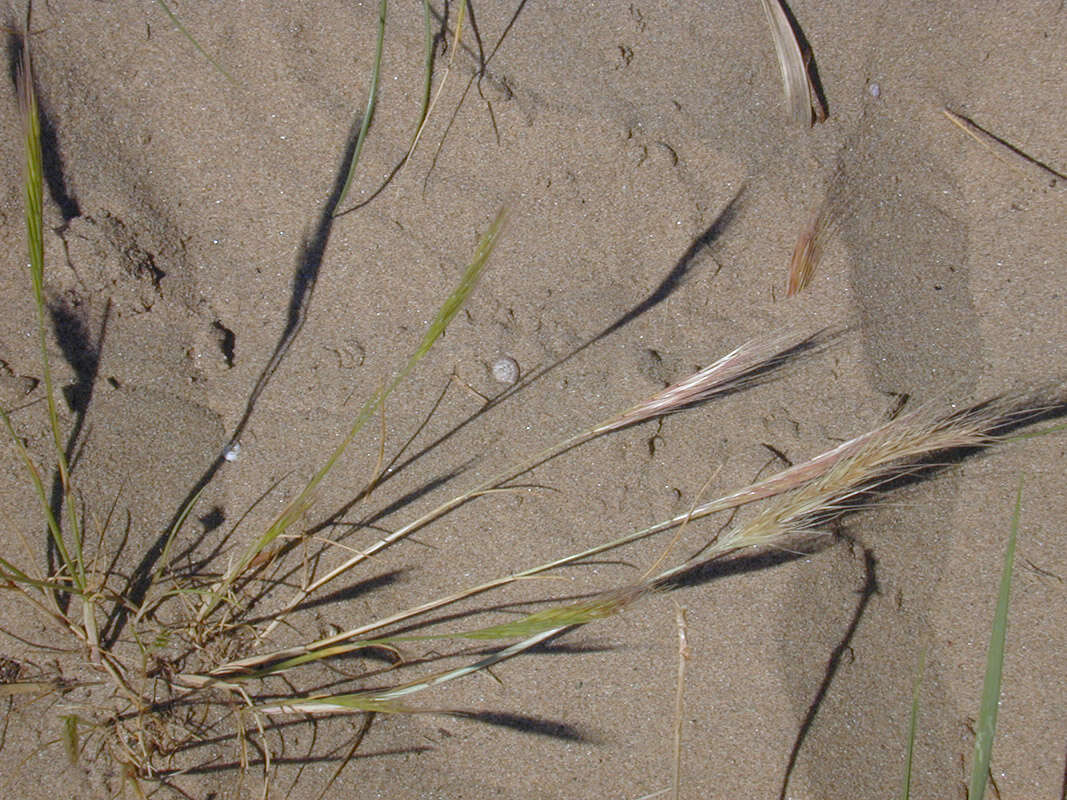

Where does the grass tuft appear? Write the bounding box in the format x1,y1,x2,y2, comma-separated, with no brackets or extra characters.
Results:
1,12,1059,796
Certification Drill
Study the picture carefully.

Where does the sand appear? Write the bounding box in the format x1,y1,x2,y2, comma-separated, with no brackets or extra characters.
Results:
0,1,1064,798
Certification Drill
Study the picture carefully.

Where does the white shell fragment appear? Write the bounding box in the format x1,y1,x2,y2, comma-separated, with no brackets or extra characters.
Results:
490,356,520,385
222,442,241,462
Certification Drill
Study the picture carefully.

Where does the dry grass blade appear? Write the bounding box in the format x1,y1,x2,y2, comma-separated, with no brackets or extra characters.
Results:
943,107,1066,191
786,200,839,297
757,0,824,126
671,604,689,800
786,169,848,296
786,210,824,296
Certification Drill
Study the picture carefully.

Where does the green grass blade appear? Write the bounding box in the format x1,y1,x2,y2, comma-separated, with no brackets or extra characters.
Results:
258,626,563,716
152,0,235,83
61,714,79,765
899,647,926,800
413,0,434,146
261,693,411,715
0,554,84,595
331,0,387,214
404,209,506,370
968,482,1021,800
0,407,72,581
16,43,87,592
400,0,437,163
17,47,59,468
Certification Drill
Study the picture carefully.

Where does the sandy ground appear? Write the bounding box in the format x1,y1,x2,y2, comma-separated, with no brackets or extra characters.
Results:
0,1,1064,798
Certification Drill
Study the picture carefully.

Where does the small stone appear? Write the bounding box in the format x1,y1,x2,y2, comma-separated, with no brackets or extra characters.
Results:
490,356,520,385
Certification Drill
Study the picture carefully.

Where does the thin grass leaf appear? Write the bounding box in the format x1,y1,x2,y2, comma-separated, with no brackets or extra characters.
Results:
260,626,564,716
404,0,435,159
259,693,412,715
152,0,236,83
0,555,82,594
217,640,398,682
943,108,1066,191
405,0,467,163
0,407,73,586
313,712,376,800
332,0,387,214
0,681,61,698
671,604,690,800
900,647,926,800
968,482,1021,800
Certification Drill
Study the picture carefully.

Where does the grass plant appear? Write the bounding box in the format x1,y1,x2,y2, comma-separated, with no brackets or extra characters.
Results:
1,15,1060,799
899,484,1022,800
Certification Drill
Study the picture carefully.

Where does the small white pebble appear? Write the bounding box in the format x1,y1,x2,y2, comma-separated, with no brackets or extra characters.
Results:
490,356,520,385
223,442,241,462
868,82,881,98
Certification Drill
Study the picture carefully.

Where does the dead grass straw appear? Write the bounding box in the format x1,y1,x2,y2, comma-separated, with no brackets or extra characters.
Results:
757,0,825,126
943,107,1066,191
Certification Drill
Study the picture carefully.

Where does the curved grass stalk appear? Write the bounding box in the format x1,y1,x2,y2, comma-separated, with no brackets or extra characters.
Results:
405,0,466,163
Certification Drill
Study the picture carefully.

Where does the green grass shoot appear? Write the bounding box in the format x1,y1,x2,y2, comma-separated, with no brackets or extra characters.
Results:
968,481,1021,800
13,42,86,597
332,0,388,214
899,647,925,800
898,483,1021,800
152,0,236,83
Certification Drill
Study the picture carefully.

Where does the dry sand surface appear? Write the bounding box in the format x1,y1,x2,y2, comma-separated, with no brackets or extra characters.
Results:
0,1,1064,798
